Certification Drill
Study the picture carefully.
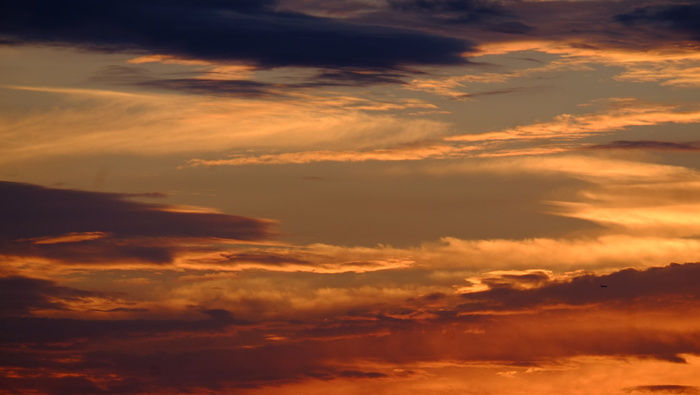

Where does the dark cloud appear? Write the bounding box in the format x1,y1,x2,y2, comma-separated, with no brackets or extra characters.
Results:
80,346,388,392
0,181,274,263
0,309,246,345
616,4,700,41
458,86,537,100
585,140,700,151
313,69,410,86
459,263,700,311
389,0,506,21
93,64,410,98
137,78,288,98
0,276,102,316
479,271,551,290
388,0,533,33
0,375,140,395
220,251,311,266
0,0,472,70
623,385,700,394
3,263,700,393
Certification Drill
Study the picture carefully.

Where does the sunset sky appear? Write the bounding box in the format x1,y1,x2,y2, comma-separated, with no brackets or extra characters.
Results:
2,0,700,394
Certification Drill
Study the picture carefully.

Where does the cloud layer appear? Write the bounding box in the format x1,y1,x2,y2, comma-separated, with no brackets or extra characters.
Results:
0,0,471,69
2,262,700,394
0,181,274,264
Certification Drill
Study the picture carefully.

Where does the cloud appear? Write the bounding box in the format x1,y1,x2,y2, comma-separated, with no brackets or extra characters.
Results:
189,97,700,166
624,385,700,394
447,99,700,143
457,86,537,100
3,261,700,394
187,144,467,166
585,140,700,151
0,0,472,70
0,276,103,316
178,233,700,277
463,36,700,90
429,154,700,237
0,181,274,264
381,0,535,36
0,85,447,163
458,262,700,311
93,65,411,99
617,4,700,41
389,0,506,22
0,312,244,345
181,248,413,273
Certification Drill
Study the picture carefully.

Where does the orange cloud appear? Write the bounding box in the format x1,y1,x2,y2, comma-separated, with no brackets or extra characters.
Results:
187,97,700,166
0,85,446,164
187,144,472,166
477,40,700,87
428,153,700,236
448,99,700,143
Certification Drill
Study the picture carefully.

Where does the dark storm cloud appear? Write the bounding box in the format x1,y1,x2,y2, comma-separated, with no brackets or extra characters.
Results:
0,0,472,70
0,181,273,263
616,3,700,41
585,140,700,151
623,385,700,394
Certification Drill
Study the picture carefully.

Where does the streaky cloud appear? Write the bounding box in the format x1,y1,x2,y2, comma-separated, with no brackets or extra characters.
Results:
585,140,700,151
92,64,411,98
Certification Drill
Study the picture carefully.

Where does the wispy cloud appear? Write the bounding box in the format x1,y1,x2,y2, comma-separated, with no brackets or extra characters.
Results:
448,99,700,143
188,98,700,166
187,144,468,166
0,85,446,163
